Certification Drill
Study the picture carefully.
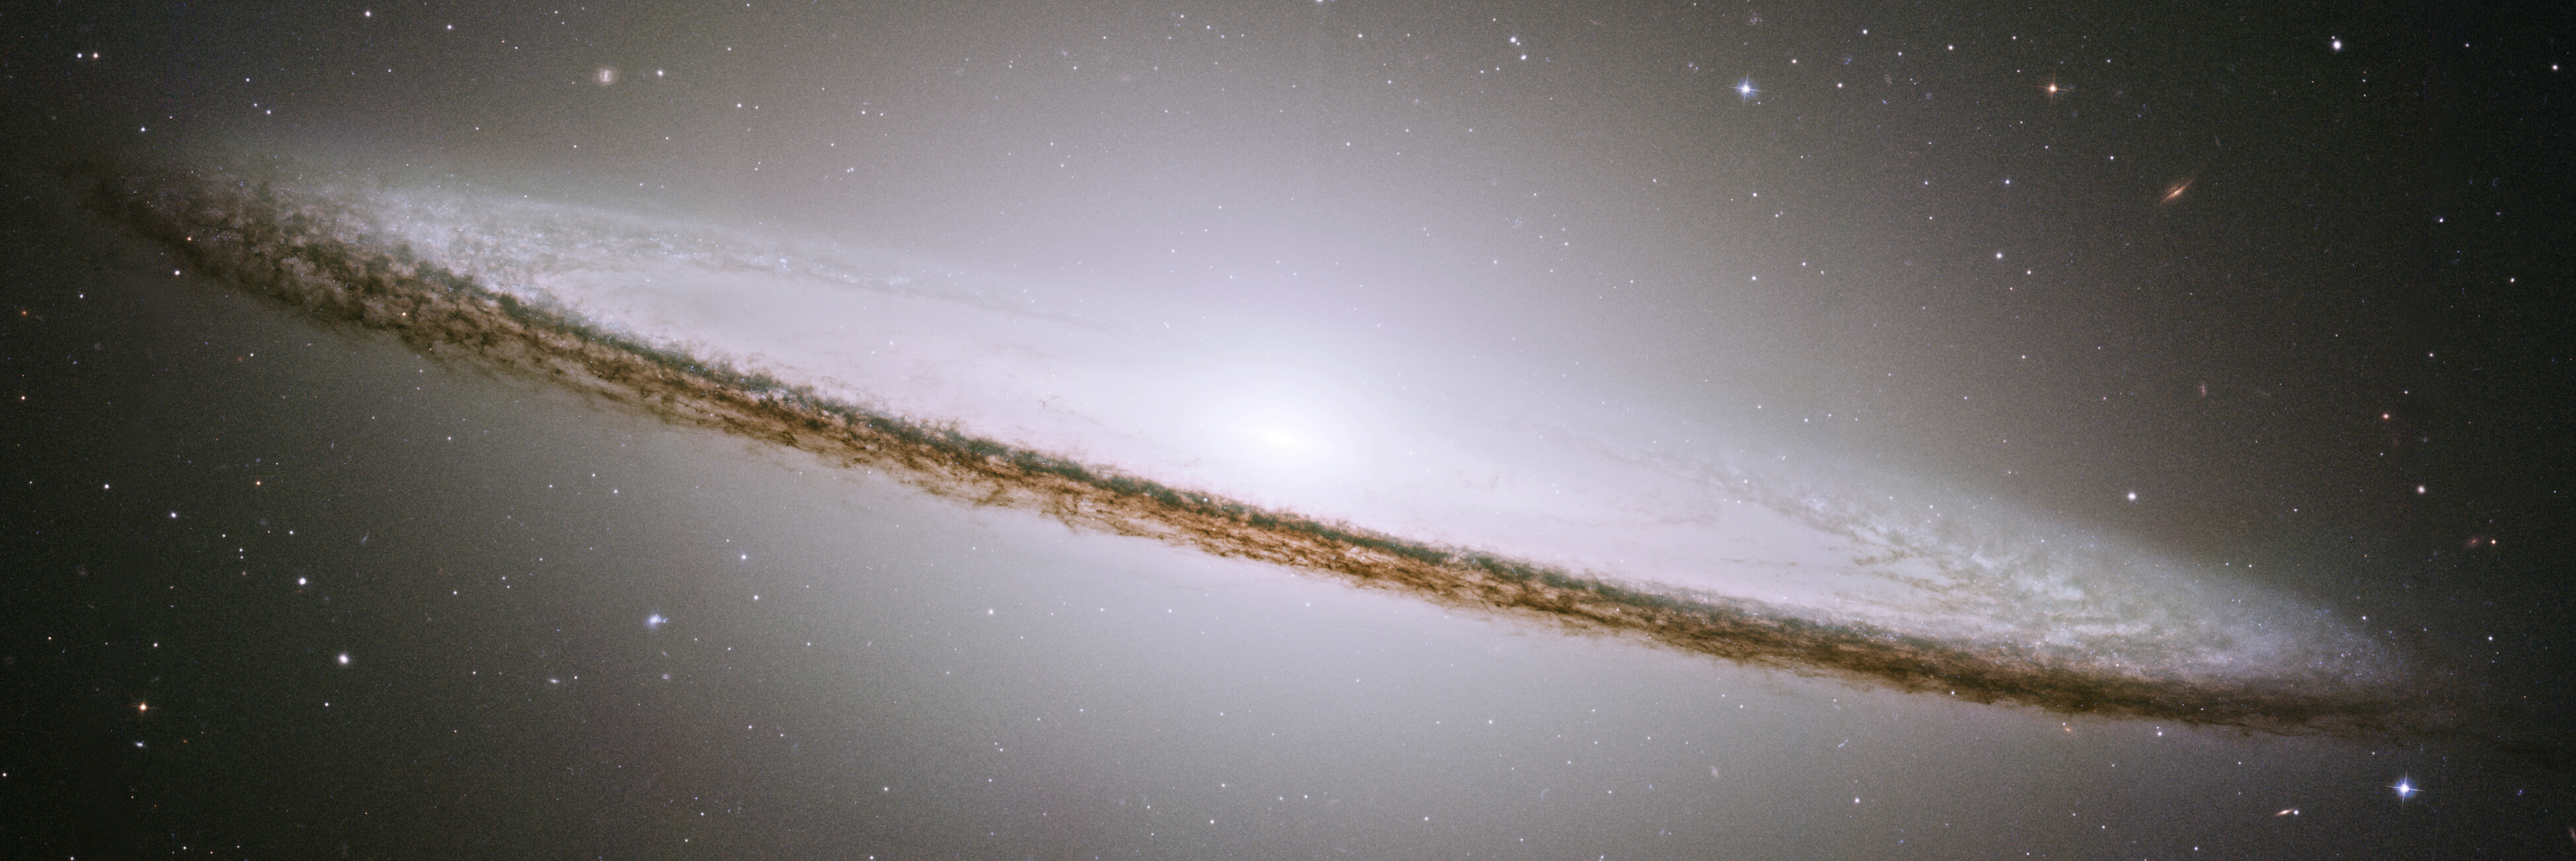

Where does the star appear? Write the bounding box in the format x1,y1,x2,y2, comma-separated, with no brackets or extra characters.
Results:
1736,78,1759,101
2390,776,2420,801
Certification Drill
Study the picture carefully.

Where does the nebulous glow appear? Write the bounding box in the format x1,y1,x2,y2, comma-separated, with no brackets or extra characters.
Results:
91,159,2457,737
1198,379,1355,477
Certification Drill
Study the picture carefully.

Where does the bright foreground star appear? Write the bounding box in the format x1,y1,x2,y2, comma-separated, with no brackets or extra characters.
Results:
2391,776,2419,800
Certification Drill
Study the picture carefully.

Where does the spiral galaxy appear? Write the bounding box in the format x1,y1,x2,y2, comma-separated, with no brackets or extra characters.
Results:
91,160,2451,738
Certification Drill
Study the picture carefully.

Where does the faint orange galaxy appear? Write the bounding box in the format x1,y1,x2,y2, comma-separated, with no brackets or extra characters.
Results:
2158,178,2194,206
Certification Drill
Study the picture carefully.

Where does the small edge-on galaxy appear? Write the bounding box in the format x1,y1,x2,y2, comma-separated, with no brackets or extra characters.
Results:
87,159,2474,742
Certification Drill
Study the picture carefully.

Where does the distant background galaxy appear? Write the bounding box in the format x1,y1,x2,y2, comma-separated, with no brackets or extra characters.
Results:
6,1,2574,858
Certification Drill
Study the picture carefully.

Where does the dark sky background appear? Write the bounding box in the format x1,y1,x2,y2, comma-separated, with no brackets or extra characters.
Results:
5,0,2574,858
